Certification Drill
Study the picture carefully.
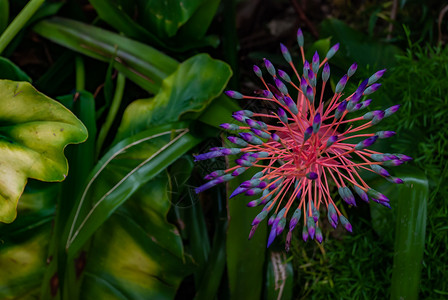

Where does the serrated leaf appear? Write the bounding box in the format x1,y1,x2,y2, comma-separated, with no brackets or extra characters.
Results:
0,80,87,223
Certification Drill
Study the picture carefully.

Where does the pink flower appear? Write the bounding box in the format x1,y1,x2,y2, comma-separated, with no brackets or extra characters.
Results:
194,29,410,251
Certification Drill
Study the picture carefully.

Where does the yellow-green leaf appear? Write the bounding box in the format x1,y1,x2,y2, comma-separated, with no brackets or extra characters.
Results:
0,80,87,223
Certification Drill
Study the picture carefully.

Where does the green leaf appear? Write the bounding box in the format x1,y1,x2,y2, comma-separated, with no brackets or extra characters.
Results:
33,17,179,93
320,19,403,73
64,122,202,258
0,56,31,81
226,163,267,300
80,173,193,299
136,0,208,38
390,167,428,300
116,54,232,140
0,80,87,223
0,0,8,34
266,251,294,300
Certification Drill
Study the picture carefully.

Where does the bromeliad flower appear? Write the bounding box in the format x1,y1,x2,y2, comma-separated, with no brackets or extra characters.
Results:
194,29,411,251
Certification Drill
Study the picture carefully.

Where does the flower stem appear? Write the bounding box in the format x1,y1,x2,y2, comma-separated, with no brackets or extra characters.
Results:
96,72,125,157
75,56,85,91
0,0,45,54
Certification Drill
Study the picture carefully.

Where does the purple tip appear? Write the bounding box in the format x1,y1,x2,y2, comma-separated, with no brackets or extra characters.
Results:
338,100,347,112
397,154,413,161
248,224,258,240
348,63,358,77
313,113,321,124
306,172,318,180
313,51,319,63
225,90,243,99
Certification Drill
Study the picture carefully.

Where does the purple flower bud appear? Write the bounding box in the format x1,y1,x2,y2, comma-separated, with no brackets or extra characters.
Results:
363,110,382,120
386,176,404,184
376,131,396,139
308,69,317,87
354,186,369,202
312,51,320,72
361,99,372,109
268,213,277,226
304,126,313,142
252,210,268,226
239,132,263,145
261,90,274,98
326,43,340,60
322,62,330,82
297,28,304,47
284,96,299,115
339,215,352,233
280,43,292,63
306,172,318,180
335,74,348,93
368,69,386,85
372,164,391,177
338,187,356,206
347,63,358,77
220,123,240,131
204,170,225,180
271,132,280,142
367,189,389,202
253,65,262,77
355,135,378,150
289,207,302,231
382,159,404,167
247,199,262,207
277,107,288,124
315,227,323,244
307,217,316,239
363,83,381,95
275,78,288,95
276,218,287,235
306,86,314,103
234,110,254,117
302,226,309,242
248,224,259,240
225,90,244,99
334,100,347,119
303,61,310,78
231,167,247,176
278,69,292,83
267,225,278,248
228,136,248,147
396,154,413,161
328,204,338,224
245,187,262,196
372,110,386,125
313,113,321,133
251,128,271,139
263,58,276,76
326,135,338,148
384,105,400,117
229,186,249,198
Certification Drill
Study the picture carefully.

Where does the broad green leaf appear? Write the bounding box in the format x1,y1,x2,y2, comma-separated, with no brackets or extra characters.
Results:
64,122,202,257
0,227,50,299
391,167,428,300
0,80,87,223
80,173,193,299
33,17,179,93
226,162,267,300
0,57,31,81
116,54,232,140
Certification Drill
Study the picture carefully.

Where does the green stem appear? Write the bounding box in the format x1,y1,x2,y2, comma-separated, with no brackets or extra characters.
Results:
96,72,126,157
75,56,85,91
222,0,239,90
0,0,44,54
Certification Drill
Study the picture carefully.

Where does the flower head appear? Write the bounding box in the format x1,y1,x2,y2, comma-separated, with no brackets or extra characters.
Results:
194,29,411,250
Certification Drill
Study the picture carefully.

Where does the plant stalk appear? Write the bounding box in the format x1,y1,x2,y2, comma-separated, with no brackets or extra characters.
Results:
0,0,44,54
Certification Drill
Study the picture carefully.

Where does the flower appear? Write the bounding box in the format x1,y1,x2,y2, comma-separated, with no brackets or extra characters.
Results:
194,29,411,251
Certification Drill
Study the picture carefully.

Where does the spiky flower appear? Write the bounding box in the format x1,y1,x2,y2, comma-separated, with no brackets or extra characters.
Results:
194,29,411,251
